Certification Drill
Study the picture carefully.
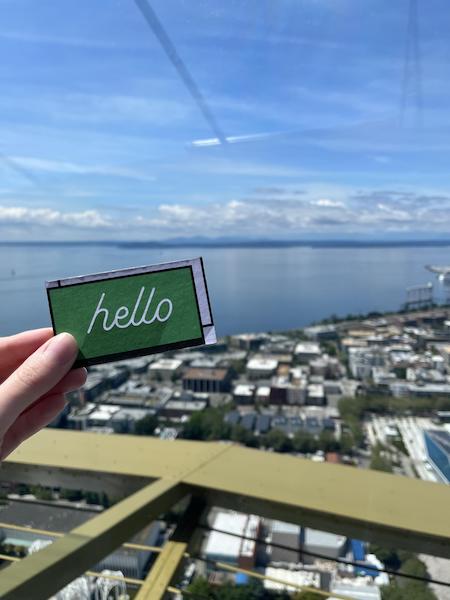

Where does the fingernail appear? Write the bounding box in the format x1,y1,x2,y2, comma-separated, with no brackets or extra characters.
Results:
43,333,78,364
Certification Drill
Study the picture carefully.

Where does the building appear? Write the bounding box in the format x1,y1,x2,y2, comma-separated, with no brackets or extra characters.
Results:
107,383,172,409
304,324,338,341
67,403,118,431
160,399,208,419
306,384,325,406
241,413,257,431
255,414,271,435
301,528,347,562
269,520,301,563
149,358,183,380
109,407,156,434
330,577,381,600
269,377,306,406
233,384,255,405
423,429,450,483
225,411,241,427
294,342,321,364
255,385,271,405
0,501,160,580
264,568,321,593
246,358,279,379
203,511,260,569
231,333,266,351
182,368,231,393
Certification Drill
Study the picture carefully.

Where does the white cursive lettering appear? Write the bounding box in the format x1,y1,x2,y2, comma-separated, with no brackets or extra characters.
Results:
87,286,173,334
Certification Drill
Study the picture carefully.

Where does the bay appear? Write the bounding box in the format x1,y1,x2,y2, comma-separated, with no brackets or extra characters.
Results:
0,243,448,337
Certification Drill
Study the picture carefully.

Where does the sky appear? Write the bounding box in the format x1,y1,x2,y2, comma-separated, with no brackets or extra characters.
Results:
1,0,450,241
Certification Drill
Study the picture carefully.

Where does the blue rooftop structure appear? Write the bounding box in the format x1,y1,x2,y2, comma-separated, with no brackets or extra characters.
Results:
424,429,450,483
351,540,380,577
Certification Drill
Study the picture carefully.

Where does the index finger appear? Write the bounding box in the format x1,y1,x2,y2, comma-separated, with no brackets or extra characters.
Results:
0,328,53,384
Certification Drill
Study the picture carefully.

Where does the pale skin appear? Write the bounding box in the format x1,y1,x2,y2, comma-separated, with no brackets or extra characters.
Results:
0,328,87,461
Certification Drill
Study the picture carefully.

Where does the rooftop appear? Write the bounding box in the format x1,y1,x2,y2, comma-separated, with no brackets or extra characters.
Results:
247,357,278,370
183,367,229,381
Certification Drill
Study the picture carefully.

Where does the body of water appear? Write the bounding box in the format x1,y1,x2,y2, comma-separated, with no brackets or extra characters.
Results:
0,244,448,337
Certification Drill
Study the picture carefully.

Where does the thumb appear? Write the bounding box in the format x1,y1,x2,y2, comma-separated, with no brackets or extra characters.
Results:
0,332,78,435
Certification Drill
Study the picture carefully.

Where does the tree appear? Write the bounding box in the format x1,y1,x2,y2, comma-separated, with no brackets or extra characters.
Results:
262,429,293,453
340,432,355,454
60,488,83,502
100,492,110,508
382,582,436,600
31,485,53,501
369,545,401,570
292,592,325,600
318,430,340,452
187,577,289,599
231,425,259,448
292,431,319,454
187,577,213,597
135,414,158,436
84,491,100,505
370,444,393,473
182,408,231,441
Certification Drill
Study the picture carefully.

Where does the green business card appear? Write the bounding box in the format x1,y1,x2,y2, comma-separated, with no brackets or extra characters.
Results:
46,258,216,367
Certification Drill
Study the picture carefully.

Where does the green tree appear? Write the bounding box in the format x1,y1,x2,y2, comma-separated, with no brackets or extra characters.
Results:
262,429,293,453
231,425,259,448
340,432,355,454
370,444,393,473
187,577,213,597
182,408,231,441
368,545,401,570
135,414,158,436
382,582,436,600
60,488,83,502
100,492,110,508
318,430,340,452
401,557,429,579
84,491,100,505
187,577,289,599
292,431,319,454
31,485,53,501
293,592,326,600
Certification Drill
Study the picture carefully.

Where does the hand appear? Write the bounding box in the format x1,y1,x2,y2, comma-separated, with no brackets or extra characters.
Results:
0,328,87,460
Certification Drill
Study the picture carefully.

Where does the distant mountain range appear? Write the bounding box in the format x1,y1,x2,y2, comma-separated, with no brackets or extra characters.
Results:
2,237,450,249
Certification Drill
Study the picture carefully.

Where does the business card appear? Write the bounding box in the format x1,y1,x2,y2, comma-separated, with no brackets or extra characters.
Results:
46,257,216,367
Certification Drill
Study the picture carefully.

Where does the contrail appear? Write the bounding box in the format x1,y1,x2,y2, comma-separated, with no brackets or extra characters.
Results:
0,151,41,186
133,0,227,145
190,117,396,148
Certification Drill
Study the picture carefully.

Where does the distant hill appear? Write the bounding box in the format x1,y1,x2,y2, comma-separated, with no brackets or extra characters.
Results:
2,238,450,249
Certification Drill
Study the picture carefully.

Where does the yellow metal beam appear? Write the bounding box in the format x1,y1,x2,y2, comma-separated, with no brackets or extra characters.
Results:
0,478,187,600
137,541,187,600
135,496,205,600
5,429,450,558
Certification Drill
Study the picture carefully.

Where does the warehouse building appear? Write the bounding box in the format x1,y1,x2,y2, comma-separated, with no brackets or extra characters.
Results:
182,368,232,393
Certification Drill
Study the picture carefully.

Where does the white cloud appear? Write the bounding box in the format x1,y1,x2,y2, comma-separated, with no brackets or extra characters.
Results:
313,198,345,208
2,187,450,239
0,206,112,229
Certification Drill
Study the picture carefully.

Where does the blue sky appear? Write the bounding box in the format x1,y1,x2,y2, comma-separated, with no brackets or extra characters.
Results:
1,0,450,240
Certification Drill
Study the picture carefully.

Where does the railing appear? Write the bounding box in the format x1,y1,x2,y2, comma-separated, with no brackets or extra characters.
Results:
0,428,449,599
